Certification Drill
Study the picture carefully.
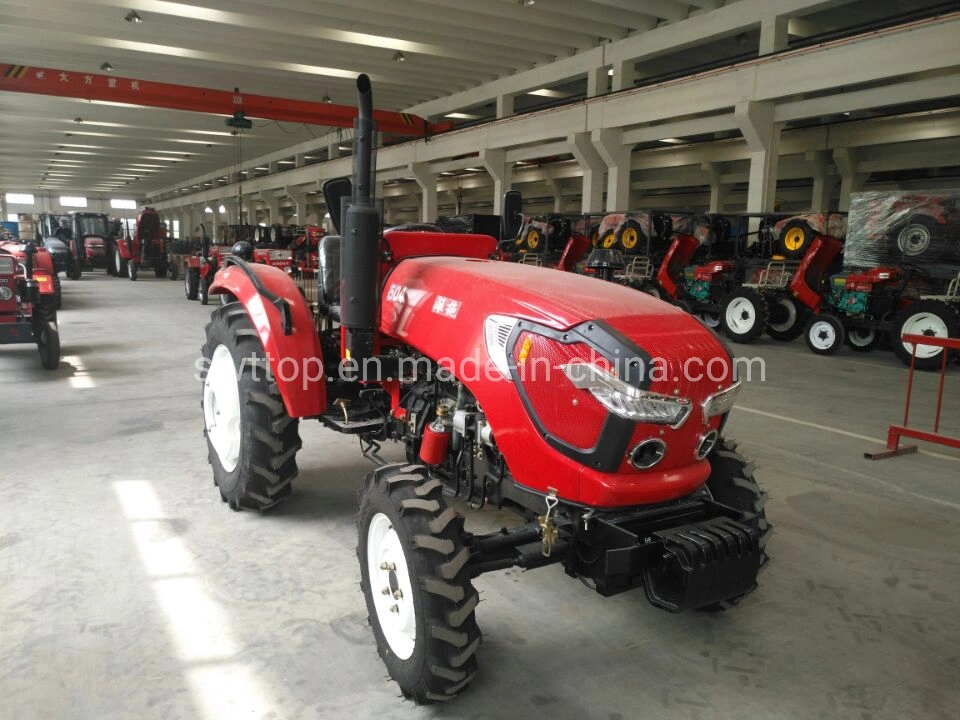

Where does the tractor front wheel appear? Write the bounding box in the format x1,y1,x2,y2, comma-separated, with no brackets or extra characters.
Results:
37,321,60,370
114,248,127,277
804,313,846,355
199,276,210,305
67,261,81,281
778,220,813,259
167,260,179,281
358,464,481,703
201,304,301,510
892,300,959,370
766,295,807,342
698,438,770,611
127,261,138,281
185,267,199,300
846,327,881,353
154,262,165,279
721,288,769,343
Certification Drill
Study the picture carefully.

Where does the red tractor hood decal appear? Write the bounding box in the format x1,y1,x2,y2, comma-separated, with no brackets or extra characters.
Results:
381,256,677,332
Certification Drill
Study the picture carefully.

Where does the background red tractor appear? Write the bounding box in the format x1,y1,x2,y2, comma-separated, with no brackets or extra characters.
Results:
0,241,60,369
66,212,111,277
198,75,770,703
114,206,175,281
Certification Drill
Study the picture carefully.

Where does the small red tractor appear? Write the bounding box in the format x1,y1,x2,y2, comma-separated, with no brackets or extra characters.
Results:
293,224,324,274
114,206,175,281
510,211,592,271
184,225,228,305
66,212,111,277
0,240,60,369
199,76,770,702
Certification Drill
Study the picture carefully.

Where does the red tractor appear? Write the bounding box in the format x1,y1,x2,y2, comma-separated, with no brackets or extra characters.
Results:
66,212,111,277
1,231,63,310
184,225,230,305
198,75,770,702
114,207,174,281
0,241,60,369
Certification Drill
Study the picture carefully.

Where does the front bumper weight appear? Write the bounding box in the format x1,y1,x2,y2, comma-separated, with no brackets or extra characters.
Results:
642,516,760,612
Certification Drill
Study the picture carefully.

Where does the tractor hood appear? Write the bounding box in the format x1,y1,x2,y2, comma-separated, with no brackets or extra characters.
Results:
43,238,68,253
382,255,688,331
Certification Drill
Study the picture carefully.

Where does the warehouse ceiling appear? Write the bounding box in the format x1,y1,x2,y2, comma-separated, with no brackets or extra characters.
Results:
0,0,952,196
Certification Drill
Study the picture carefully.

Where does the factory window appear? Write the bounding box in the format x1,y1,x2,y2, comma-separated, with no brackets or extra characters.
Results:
111,199,137,210
5,192,34,205
60,196,88,208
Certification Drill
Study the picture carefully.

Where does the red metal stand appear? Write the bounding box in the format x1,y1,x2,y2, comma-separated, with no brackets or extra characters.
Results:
865,333,960,459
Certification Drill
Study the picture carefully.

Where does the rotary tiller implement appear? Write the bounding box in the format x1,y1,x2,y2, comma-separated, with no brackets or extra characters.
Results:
0,241,60,370
198,75,770,703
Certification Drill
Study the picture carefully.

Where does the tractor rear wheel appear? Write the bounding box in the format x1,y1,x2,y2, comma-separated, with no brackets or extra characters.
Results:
38,321,60,370
201,304,300,511
167,260,178,281
631,279,664,299
53,274,62,310
892,300,959,370
358,464,481,704
185,267,199,300
697,310,722,329
154,263,165,279
698,438,770,611
67,261,81,280
199,276,210,305
721,288,769,343
616,219,645,255
895,216,939,258
804,313,845,355
777,220,814,259
766,295,806,341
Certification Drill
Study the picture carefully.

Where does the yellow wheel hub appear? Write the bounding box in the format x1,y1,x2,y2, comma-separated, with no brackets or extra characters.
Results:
527,230,540,250
621,227,639,250
784,227,806,251
602,233,616,249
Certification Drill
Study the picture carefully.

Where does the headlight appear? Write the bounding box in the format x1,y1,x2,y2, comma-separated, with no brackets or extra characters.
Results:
0,257,14,274
702,381,741,421
561,362,691,427
0,286,13,301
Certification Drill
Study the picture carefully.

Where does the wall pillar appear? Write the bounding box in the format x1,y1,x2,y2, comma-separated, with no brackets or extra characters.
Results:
760,15,789,55
409,162,437,223
736,100,782,213
479,148,510,215
592,128,632,211
568,132,605,214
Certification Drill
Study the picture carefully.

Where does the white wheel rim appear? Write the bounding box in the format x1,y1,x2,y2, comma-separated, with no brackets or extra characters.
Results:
901,312,948,360
898,224,931,256
768,298,797,332
203,345,242,472
367,512,416,660
848,328,876,347
725,297,756,333
809,320,837,350
699,312,721,328
115,248,122,274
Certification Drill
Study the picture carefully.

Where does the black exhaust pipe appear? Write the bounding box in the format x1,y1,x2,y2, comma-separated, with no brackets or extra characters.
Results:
340,73,381,364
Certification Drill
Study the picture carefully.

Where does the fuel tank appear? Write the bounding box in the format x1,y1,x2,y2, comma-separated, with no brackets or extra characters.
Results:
380,256,737,508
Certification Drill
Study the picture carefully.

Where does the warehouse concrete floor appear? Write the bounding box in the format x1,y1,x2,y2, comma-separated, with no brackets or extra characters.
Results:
1,274,959,720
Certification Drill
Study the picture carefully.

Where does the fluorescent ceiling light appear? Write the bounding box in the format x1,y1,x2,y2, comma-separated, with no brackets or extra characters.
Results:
278,160,295,165
204,206,213,214
659,138,684,144
218,205,226,214
465,167,483,172
444,112,480,120
528,88,568,98
255,166,269,171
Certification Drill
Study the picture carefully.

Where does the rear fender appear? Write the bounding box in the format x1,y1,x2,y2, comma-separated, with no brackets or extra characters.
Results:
789,235,843,311
656,234,699,298
116,238,133,260
209,261,326,418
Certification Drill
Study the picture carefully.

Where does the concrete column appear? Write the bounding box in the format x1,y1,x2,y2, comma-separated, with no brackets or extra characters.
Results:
496,93,516,119
834,148,868,212
736,100,782,213
760,15,789,55
261,194,281,224
586,66,609,98
327,143,341,160
702,163,727,213
479,149,510,215
545,178,564,213
806,150,834,211
409,162,437,223
268,161,281,174
287,189,308,224
295,153,307,168
568,132,605,214
611,59,636,92
592,128,632,211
